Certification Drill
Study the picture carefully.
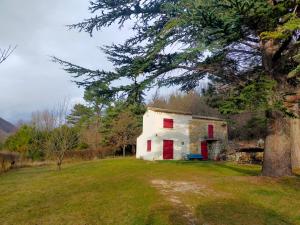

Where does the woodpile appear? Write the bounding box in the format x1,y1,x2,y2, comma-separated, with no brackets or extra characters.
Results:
223,140,264,164
235,152,264,164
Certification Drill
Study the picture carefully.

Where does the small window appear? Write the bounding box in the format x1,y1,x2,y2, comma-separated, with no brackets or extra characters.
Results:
208,124,214,139
147,140,152,152
163,118,174,128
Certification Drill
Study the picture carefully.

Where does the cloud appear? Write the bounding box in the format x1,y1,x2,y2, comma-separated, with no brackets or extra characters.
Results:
0,0,132,123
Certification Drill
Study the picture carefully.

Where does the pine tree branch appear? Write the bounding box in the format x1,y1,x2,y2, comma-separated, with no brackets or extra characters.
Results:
0,45,17,65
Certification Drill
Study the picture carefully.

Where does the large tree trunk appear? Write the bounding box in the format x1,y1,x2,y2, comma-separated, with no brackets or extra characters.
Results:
262,111,293,177
284,92,300,170
290,111,300,170
57,160,62,171
123,145,126,157
260,38,294,177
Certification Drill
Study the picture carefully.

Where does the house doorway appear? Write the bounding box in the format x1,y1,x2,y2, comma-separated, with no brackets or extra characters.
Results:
163,140,174,159
201,141,208,160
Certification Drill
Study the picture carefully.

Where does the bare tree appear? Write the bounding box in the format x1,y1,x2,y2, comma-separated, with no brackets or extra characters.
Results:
31,100,69,131
80,123,102,150
47,125,78,170
0,45,17,65
31,110,56,132
42,99,78,170
148,90,220,117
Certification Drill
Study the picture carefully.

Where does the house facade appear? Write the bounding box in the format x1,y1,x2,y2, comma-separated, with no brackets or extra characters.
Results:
136,107,228,160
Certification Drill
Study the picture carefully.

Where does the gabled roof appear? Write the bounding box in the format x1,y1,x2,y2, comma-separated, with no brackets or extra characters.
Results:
192,115,226,122
147,107,226,122
147,107,192,115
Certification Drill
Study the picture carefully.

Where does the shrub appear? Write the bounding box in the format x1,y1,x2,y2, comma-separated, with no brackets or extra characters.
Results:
4,125,46,160
64,148,112,160
0,151,20,173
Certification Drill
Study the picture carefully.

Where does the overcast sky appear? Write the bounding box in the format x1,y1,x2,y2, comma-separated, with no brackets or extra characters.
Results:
0,0,135,123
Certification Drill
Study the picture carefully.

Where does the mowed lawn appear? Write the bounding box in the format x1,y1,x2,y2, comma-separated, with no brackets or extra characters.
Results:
0,159,300,225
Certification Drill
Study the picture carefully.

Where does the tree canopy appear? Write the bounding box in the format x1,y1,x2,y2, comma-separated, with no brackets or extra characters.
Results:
53,0,300,176
53,0,297,108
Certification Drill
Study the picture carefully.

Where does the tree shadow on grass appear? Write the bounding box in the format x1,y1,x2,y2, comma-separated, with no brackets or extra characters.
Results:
195,199,293,225
158,160,215,168
277,176,300,191
1,166,52,178
145,203,196,225
157,160,261,176
213,163,261,176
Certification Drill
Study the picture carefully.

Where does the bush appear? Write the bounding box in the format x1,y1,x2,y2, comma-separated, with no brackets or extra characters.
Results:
0,151,20,173
0,142,4,150
4,125,46,160
64,148,112,160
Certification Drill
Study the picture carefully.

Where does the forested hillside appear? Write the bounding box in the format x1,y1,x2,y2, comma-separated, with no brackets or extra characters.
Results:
0,117,15,134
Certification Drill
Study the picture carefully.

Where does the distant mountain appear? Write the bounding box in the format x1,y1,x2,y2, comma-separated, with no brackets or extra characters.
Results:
0,117,16,134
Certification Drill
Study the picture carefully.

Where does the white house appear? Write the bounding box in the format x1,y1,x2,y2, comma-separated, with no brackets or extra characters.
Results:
136,107,228,160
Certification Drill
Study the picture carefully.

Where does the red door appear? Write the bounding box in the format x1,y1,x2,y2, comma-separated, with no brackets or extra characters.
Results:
208,125,214,139
201,141,208,160
163,140,174,159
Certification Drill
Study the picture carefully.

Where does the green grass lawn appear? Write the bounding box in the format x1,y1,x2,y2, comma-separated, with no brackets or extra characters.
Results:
0,158,300,225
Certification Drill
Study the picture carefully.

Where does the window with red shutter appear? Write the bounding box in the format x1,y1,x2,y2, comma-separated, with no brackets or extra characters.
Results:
208,125,214,139
163,118,174,128
147,140,151,152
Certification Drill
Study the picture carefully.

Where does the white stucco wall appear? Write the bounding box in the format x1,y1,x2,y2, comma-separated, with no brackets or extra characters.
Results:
136,110,191,160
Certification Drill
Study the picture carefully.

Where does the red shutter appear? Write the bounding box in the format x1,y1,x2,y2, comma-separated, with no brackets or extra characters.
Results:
163,118,174,128
208,125,214,139
147,140,151,152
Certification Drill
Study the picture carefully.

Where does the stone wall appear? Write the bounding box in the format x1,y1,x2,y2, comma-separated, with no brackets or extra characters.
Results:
209,141,221,160
189,118,228,159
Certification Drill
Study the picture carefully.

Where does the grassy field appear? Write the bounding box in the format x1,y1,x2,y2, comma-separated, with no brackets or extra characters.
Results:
0,159,300,225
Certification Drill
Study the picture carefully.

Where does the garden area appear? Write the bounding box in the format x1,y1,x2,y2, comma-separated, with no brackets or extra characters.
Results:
0,158,299,225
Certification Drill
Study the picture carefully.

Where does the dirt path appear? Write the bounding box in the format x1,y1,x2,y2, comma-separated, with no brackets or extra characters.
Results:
151,179,216,225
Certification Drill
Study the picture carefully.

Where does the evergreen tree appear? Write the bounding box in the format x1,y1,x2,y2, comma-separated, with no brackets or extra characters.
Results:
101,101,145,148
107,109,142,156
54,0,300,176
67,104,94,128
